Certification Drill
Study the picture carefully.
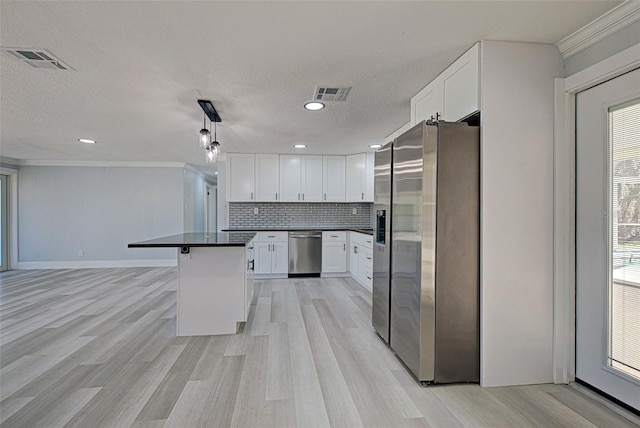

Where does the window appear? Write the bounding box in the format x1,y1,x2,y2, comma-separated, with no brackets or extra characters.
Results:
609,100,640,380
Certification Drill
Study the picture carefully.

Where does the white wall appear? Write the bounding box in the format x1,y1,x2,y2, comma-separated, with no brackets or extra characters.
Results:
183,168,206,233
216,159,229,231
18,166,183,267
480,41,563,386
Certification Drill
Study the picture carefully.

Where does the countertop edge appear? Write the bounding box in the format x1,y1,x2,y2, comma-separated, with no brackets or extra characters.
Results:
128,232,256,248
128,243,249,248
222,228,373,235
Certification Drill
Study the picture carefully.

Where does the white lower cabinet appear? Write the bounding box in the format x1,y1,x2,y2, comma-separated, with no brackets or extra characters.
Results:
349,232,373,291
322,231,347,274
246,238,255,318
253,232,288,277
349,242,359,275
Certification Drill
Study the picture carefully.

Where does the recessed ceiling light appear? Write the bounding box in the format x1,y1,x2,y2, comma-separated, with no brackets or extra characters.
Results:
293,144,307,149
369,144,382,149
304,102,325,111
78,138,96,144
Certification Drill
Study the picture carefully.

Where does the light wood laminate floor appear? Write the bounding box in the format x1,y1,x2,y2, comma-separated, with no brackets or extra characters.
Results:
1,268,638,427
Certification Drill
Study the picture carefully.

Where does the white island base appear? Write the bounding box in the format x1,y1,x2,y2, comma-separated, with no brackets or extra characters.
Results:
177,246,253,336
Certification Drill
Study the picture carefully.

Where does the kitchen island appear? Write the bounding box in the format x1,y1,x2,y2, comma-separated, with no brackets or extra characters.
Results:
129,232,255,336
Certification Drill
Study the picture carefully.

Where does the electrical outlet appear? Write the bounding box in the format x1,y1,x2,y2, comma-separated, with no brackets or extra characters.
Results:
78,250,84,257
254,207,259,214
352,208,357,215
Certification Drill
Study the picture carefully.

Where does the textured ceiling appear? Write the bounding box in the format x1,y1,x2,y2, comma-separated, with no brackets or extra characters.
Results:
0,1,621,171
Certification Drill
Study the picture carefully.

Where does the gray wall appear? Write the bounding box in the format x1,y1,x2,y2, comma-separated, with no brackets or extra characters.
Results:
18,166,183,263
183,168,206,233
564,21,640,76
229,202,373,229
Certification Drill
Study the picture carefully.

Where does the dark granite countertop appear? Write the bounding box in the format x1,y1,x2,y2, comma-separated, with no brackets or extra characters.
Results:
352,229,374,235
128,232,256,248
222,228,374,236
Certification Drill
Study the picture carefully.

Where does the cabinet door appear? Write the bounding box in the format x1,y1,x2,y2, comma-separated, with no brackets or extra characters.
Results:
280,155,302,202
255,154,280,202
346,154,366,201
227,154,255,201
364,152,375,202
323,241,346,273
302,155,323,202
359,249,373,291
322,156,346,202
359,250,373,277
254,242,272,274
442,43,479,121
412,79,444,125
349,243,359,277
271,241,289,274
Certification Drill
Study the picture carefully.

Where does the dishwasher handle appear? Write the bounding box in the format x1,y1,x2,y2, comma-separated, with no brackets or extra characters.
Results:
289,234,322,238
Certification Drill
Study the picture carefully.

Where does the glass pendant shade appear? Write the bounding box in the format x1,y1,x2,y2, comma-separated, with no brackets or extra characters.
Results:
199,128,210,148
206,140,220,164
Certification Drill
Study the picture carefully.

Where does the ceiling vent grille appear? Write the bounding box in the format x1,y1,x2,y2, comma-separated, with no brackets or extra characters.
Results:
2,48,72,70
314,86,351,102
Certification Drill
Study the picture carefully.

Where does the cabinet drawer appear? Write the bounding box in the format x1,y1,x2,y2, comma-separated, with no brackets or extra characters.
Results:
255,232,288,242
350,232,373,249
362,250,373,269
322,231,347,242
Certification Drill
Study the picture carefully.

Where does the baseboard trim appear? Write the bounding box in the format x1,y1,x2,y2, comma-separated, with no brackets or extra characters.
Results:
17,259,177,269
321,272,350,278
350,274,372,293
574,379,640,418
253,273,288,279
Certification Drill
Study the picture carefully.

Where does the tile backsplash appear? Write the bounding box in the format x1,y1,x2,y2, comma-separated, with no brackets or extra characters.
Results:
229,202,373,229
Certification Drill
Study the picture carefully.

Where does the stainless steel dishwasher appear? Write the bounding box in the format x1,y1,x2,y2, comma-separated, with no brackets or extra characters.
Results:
288,231,322,276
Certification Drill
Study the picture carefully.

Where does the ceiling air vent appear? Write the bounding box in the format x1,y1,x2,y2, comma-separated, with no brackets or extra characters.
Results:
314,86,351,102
2,48,72,70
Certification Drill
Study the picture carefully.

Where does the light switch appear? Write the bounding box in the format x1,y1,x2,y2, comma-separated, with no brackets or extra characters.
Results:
352,208,357,215
254,207,259,214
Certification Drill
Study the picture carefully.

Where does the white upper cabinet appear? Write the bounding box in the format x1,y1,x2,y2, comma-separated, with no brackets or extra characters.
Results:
322,156,346,202
227,153,255,202
279,155,302,202
301,156,323,202
412,79,444,125
228,152,371,204
346,153,365,201
365,152,374,202
279,155,323,202
346,153,373,202
410,43,480,125
255,154,280,202
442,43,479,122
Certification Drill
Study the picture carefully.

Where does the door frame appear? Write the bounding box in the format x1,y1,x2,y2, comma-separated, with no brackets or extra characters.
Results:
0,166,19,271
553,43,640,384
204,183,217,234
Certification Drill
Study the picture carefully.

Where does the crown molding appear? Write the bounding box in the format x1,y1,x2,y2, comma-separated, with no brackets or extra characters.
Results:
557,1,640,58
183,163,218,182
17,160,186,168
0,156,20,166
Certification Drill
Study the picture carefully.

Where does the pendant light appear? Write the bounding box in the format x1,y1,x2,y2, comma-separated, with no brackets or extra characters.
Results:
198,112,210,149
197,99,222,164
206,120,220,164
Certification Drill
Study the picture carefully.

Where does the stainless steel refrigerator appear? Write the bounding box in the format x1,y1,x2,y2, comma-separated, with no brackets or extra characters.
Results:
373,120,480,384
372,142,393,343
